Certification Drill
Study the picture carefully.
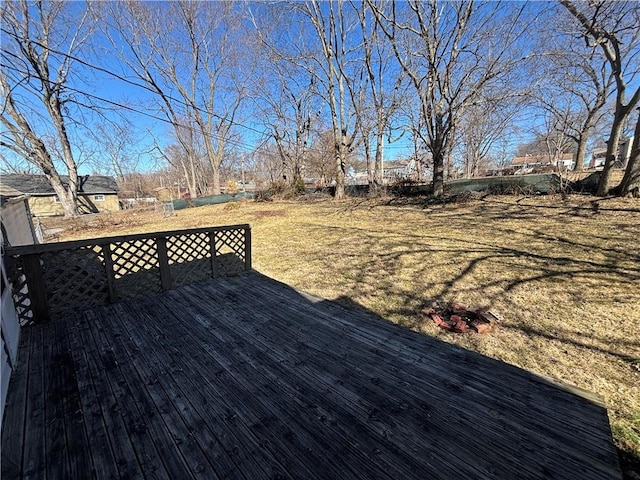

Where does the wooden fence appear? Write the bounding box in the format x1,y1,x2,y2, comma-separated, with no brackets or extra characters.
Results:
4,224,251,323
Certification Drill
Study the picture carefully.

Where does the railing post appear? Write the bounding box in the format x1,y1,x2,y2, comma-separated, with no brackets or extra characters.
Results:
156,236,172,291
244,226,252,271
102,243,118,303
20,254,50,322
209,231,219,278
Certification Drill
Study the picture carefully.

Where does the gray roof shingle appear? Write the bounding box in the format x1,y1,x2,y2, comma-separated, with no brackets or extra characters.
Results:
0,174,118,196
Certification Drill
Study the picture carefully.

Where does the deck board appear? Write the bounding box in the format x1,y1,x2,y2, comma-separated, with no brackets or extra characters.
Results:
1,271,622,479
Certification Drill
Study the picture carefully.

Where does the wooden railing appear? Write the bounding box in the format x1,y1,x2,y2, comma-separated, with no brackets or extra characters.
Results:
4,224,251,323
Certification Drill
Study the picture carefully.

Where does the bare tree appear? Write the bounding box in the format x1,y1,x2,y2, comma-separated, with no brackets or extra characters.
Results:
536,101,578,165
1,1,91,217
260,65,319,187
101,1,250,195
560,0,640,195
458,97,521,178
369,0,534,196
306,129,337,188
533,8,615,172
248,4,316,188
158,143,199,199
295,0,366,199
355,1,406,190
86,119,140,181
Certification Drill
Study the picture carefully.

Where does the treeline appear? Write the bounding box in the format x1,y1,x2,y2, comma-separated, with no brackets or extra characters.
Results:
1,1,638,216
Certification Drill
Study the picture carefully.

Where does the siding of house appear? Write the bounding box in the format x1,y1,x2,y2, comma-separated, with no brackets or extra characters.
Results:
78,194,120,214
28,194,120,217
1,254,20,426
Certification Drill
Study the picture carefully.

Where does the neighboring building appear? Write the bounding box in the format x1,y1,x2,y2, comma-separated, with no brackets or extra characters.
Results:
590,148,607,169
618,136,634,168
383,159,417,182
511,153,574,173
348,159,418,185
589,137,634,169
0,174,120,217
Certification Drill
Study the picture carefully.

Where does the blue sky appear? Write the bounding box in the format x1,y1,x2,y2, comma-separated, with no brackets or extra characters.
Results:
3,1,638,178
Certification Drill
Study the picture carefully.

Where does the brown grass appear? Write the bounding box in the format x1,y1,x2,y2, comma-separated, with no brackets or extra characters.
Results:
44,194,640,475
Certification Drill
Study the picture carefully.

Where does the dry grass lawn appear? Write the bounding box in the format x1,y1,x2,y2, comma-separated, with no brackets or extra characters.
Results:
45,193,640,475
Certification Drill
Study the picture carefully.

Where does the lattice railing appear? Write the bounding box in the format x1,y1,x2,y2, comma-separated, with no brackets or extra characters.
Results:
5,224,251,324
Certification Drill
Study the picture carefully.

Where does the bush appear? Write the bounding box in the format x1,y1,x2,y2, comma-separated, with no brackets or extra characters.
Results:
293,177,306,195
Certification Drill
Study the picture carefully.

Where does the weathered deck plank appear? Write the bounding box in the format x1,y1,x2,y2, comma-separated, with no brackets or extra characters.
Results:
42,321,71,480
233,275,617,456
183,276,617,478
146,291,401,480
22,326,46,480
53,319,93,480
1,272,622,479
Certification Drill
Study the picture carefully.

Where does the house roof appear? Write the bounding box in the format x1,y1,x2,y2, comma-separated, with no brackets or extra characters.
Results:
512,153,574,165
0,174,118,196
0,183,29,207
0,183,25,198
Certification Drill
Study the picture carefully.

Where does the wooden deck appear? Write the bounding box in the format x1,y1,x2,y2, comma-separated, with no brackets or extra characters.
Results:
1,272,621,479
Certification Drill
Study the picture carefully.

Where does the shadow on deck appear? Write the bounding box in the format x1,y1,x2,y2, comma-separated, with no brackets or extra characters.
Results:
1,271,621,479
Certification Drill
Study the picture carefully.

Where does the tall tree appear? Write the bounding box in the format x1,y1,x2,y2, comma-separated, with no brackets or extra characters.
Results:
299,0,368,199
101,1,250,195
560,0,640,195
370,0,534,196
87,119,139,181
458,97,520,178
1,1,91,217
355,1,406,190
531,4,616,172
259,63,320,187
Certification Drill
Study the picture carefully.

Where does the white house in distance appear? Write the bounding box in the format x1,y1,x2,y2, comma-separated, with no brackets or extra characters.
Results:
590,136,634,169
511,153,575,174
348,159,418,185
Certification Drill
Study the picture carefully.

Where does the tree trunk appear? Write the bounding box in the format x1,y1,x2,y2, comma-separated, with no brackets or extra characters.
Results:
335,142,347,199
46,94,80,217
48,178,78,218
573,132,588,172
472,155,480,178
573,109,598,172
374,130,384,189
185,166,196,198
212,166,221,196
363,136,373,185
597,111,625,196
432,151,445,197
616,115,640,196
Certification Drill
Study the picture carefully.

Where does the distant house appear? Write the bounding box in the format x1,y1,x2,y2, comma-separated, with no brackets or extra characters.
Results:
590,137,635,169
0,174,120,217
348,159,418,185
511,153,574,173
383,159,417,182
589,148,607,169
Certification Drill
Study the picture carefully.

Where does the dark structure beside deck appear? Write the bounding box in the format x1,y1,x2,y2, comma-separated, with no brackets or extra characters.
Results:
1,272,621,479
